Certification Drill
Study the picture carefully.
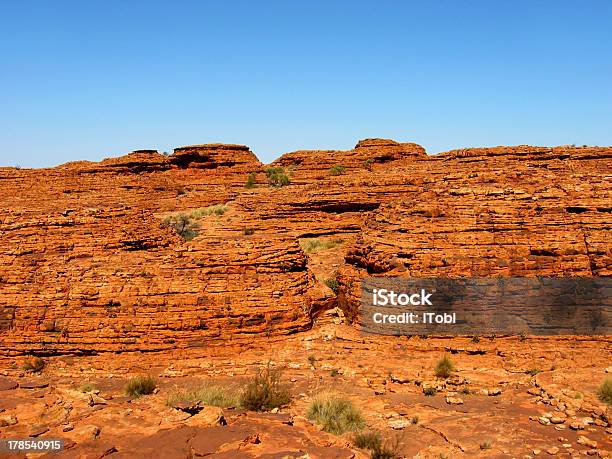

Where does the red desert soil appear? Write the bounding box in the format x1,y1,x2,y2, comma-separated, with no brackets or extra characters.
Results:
0,139,610,457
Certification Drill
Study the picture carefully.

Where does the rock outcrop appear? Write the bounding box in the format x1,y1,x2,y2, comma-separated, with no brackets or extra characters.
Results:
0,140,610,355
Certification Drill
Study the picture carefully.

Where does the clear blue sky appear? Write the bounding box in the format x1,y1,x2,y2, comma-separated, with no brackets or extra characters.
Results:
1,1,611,167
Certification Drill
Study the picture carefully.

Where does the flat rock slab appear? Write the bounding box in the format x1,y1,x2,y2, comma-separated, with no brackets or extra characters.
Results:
20,380,49,389
28,426,49,437
0,377,19,391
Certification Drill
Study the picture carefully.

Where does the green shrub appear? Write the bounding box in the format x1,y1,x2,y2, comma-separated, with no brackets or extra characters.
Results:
434,355,455,379
423,387,437,396
265,167,290,187
161,214,199,240
300,237,343,254
243,227,255,235
306,394,365,435
329,165,346,176
190,204,228,218
597,378,612,405
525,368,541,376
239,364,291,411
331,368,339,377
308,355,316,367
363,159,374,171
167,384,238,408
353,430,382,450
125,375,156,398
245,172,256,189
324,277,340,294
22,356,45,373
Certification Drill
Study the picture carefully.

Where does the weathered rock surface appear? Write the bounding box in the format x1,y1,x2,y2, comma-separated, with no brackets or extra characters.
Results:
0,140,610,354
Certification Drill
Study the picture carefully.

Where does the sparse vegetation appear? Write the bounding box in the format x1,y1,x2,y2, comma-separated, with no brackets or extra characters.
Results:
161,214,199,241
423,386,437,396
308,354,316,367
190,204,228,218
78,382,97,393
245,172,256,189
597,378,612,405
330,368,340,377
243,227,255,235
353,430,383,450
411,415,419,425
480,440,492,450
324,277,340,294
329,165,346,176
306,394,365,435
124,375,157,398
22,356,45,373
471,335,480,343
166,384,238,408
525,368,542,376
300,237,343,254
434,355,455,379
265,167,290,187
363,158,374,171
239,364,291,411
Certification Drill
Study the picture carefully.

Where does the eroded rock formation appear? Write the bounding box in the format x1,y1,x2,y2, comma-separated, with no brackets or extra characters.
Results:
0,140,610,355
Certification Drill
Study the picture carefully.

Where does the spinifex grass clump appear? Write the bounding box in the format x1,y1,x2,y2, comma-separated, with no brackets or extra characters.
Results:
300,237,343,254
239,364,291,411
166,384,238,408
597,378,612,405
434,354,455,378
306,394,365,435
190,204,228,218
125,375,156,398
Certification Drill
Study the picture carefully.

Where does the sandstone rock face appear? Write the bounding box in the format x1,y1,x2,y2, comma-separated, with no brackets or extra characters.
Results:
0,140,610,354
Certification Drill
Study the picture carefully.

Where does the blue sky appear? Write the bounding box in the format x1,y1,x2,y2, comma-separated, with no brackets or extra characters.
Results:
1,1,611,167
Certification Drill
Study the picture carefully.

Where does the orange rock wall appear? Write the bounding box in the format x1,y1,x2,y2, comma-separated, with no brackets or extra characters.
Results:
0,141,610,354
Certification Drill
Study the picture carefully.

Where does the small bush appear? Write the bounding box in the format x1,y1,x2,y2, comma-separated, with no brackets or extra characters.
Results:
423,387,437,396
308,355,316,367
411,415,419,425
125,375,156,398
525,368,541,376
306,394,365,435
161,214,199,241
243,227,255,235
22,356,45,373
78,383,97,393
190,204,228,218
240,364,291,411
167,384,238,408
300,237,343,254
324,277,340,294
265,167,290,187
331,368,339,377
363,159,374,171
480,441,492,450
353,430,382,450
597,378,612,405
434,355,455,379
245,172,256,189
329,165,346,176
